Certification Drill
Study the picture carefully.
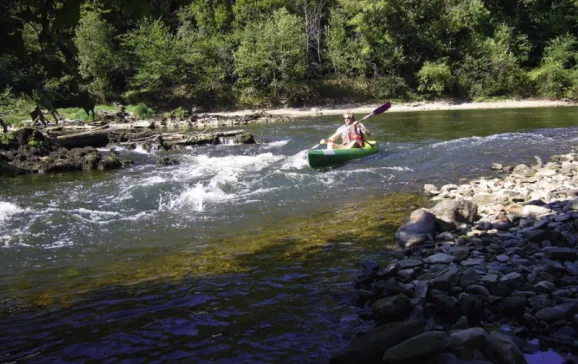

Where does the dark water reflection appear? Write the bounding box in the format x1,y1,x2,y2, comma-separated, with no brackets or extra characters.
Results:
1,247,376,363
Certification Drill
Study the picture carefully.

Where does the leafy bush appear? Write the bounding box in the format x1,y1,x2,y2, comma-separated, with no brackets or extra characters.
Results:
174,107,185,119
234,8,307,106
417,61,453,96
455,26,529,99
325,9,369,78
75,10,123,102
367,75,410,100
127,103,155,119
0,88,36,125
120,18,185,91
0,132,14,145
529,34,578,99
28,136,42,148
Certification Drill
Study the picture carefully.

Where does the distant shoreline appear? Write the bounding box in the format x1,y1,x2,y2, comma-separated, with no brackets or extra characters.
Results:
206,99,576,118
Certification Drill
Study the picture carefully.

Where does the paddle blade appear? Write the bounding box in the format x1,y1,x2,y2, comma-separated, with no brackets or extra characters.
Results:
372,102,391,115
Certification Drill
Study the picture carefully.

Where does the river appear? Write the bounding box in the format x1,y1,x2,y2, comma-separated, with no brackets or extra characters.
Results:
1,106,578,363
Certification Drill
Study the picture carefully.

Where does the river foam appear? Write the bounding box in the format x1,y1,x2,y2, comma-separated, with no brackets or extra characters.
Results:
0,202,23,222
428,132,555,151
158,152,288,211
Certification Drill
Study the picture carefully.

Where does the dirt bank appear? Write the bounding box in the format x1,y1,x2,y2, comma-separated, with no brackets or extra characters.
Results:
207,99,576,119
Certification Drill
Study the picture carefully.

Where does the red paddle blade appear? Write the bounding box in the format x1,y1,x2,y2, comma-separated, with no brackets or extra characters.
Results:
372,102,391,115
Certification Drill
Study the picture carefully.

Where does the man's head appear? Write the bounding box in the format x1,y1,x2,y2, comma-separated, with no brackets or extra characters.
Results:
343,111,355,125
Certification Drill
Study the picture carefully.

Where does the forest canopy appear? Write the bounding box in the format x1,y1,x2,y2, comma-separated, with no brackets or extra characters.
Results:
2,0,578,113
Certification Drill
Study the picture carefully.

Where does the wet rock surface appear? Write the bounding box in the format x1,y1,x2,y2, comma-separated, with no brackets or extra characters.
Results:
0,127,255,175
0,128,122,174
333,151,578,363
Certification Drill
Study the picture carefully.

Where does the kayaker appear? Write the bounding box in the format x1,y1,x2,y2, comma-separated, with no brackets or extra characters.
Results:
320,111,371,150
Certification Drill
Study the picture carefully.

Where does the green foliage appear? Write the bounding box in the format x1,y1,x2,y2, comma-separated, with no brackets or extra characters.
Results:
445,0,490,34
178,0,234,34
325,9,370,78
3,0,578,109
75,10,122,102
367,75,411,101
28,136,42,148
234,8,307,106
0,132,14,145
529,34,578,99
127,103,155,119
120,18,185,90
176,22,237,106
0,88,36,124
455,25,530,99
233,0,289,25
174,107,185,119
59,107,93,121
417,61,453,96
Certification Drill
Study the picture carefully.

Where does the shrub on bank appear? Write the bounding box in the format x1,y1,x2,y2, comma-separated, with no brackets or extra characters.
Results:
126,103,155,119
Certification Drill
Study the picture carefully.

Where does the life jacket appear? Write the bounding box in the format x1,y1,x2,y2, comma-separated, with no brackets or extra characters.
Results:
341,124,364,146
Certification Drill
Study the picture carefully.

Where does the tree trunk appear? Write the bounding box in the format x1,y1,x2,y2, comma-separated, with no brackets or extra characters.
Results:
52,130,110,149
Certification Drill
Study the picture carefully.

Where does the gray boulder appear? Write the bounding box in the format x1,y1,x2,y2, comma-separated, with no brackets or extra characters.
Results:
395,208,437,248
328,320,426,364
429,199,478,231
371,293,411,321
449,327,487,350
484,331,527,364
382,331,448,362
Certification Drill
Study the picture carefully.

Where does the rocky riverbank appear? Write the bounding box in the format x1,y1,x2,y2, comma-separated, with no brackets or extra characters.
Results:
331,151,578,363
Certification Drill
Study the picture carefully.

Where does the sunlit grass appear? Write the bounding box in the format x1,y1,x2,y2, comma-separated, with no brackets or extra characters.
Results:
126,103,155,119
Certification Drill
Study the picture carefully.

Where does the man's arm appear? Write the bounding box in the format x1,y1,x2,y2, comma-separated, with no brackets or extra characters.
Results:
355,122,371,137
321,128,342,144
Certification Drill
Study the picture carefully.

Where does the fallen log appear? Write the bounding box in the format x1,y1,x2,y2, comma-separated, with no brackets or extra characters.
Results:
52,129,111,149
160,130,254,148
51,128,254,150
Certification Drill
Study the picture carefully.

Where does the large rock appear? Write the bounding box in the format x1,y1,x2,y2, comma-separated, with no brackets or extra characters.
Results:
382,331,448,362
395,208,437,248
424,253,456,264
535,302,577,322
430,265,460,291
525,230,569,246
543,247,578,261
484,331,527,364
429,199,478,231
371,293,411,322
328,320,426,364
449,327,488,350
428,290,461,324
512,164,532,177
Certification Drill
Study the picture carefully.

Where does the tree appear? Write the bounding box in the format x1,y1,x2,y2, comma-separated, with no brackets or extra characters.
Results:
529,34,578,99
234,8,307,105
302,0,329,77
120,18,186,91
417,61,453,96
75,10,123,102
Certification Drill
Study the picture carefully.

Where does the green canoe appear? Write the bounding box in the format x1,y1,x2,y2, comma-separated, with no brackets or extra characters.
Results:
307,141,379,168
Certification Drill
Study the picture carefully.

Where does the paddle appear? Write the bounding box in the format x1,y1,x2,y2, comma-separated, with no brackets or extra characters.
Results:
309,102,392,150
